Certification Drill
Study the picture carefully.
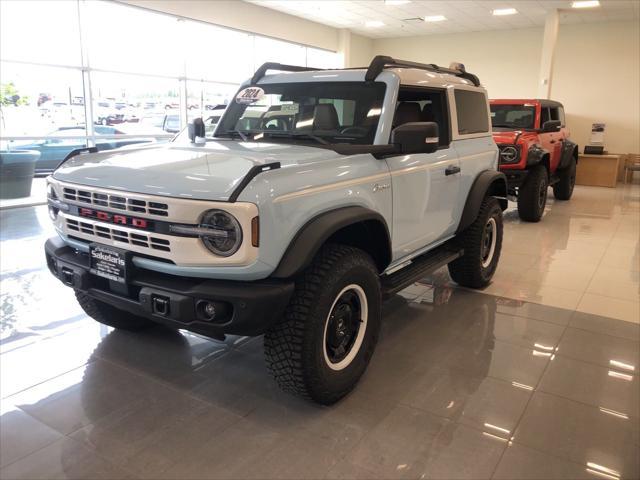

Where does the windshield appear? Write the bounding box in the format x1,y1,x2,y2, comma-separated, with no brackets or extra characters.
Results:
214,82,386,145
490,104,536,130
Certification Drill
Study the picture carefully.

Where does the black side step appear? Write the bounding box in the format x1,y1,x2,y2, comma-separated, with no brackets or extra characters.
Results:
381,243,463,298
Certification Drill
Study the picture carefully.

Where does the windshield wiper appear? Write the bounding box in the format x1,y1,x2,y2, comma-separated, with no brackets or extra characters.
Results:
262,132,329,145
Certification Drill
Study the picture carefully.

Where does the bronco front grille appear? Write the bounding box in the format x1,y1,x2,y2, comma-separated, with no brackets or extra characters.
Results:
66,218,171,252
62,187,169,217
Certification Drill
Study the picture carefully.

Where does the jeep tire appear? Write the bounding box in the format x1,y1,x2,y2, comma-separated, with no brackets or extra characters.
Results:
553,157,576,201
264,244,381,405
517,165,548,222
448,196,503,289
75,291,154,331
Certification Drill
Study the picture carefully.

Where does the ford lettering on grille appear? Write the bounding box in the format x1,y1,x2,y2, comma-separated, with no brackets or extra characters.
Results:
78,208,151,230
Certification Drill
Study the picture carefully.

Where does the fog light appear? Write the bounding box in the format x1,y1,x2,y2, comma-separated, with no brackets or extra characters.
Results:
204,302,216,319
196,300,232,323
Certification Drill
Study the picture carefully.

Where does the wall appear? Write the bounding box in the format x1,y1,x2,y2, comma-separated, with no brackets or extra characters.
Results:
372,21,640,155
119,0,339,51
349,33,374,68
373,28,544,98
551,21,639,155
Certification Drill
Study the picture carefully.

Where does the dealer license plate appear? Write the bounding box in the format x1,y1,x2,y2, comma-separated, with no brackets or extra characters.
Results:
89,244,130,284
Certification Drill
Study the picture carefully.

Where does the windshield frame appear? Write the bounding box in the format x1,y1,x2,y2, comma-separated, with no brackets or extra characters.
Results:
214,81,388,147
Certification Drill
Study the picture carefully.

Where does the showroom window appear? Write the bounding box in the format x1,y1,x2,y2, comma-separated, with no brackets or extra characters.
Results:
0,0,341,184
454,89,490,135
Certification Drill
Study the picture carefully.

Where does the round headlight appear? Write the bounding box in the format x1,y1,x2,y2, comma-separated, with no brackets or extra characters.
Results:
500,146,519,163
199,209,242,257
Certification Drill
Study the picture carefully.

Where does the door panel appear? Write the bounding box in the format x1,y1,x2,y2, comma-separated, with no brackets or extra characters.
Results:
386,148,460,260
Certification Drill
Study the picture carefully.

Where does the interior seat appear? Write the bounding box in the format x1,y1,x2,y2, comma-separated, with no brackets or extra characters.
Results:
421,103,436,122
393,102,421,128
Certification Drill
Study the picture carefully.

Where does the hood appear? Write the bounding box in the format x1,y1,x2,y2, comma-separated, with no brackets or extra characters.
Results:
53,141,342,201
492,130,523,145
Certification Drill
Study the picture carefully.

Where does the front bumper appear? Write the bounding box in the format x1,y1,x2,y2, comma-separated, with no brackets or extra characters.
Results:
45,236,294,339
499,167,529,192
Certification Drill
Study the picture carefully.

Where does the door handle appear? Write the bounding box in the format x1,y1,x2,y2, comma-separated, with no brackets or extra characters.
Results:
445,165,461,176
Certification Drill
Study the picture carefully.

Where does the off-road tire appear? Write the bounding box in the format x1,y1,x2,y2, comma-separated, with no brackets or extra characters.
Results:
448,196,503,289
517,165,548,222
264,244,381,405
553,157,576,200
75,291,154,331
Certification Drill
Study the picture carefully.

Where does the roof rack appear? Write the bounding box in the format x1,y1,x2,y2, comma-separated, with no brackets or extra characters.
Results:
251,62,323,84
365,55,480,87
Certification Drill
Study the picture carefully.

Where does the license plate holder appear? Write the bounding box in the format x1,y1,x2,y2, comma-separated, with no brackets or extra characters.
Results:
89,244,130,284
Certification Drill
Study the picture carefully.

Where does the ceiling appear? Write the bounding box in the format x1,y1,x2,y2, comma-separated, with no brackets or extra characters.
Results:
247,0,640,38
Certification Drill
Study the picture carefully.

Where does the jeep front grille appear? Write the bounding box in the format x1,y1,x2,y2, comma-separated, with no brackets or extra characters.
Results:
62,187,169,216
66,218,171,252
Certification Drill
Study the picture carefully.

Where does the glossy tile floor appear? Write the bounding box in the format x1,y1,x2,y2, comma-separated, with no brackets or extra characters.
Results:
1,184,639,480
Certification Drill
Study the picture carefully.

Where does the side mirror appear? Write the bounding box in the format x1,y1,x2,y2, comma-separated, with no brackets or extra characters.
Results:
188,118,206,143
391,122,439,154
541,120,561,133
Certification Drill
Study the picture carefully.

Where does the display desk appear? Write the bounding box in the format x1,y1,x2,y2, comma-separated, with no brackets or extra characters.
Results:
576,154,621,188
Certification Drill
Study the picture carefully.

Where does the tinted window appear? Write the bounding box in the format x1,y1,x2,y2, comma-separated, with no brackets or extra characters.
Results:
454,90,489,135
558,107,565,126
540,107,551,125
490,104,536,129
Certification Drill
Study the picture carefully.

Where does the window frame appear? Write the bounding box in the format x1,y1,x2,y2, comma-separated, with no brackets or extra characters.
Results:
392,85,451,148
0,0,341,152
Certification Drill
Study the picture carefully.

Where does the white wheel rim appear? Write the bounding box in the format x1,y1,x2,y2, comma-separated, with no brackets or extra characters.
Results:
482,217,497,268
322,284,368,371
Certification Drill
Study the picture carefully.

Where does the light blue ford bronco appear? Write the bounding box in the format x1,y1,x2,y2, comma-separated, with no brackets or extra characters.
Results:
45,56,507,404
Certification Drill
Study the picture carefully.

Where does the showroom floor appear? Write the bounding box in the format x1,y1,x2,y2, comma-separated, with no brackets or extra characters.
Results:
1,184,638,480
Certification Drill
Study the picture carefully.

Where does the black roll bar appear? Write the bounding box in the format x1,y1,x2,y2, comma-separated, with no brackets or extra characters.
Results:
364,55,481,86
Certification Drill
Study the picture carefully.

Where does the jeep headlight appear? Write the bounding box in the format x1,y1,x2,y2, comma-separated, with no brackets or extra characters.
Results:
499,145,520,163
199,210,242,256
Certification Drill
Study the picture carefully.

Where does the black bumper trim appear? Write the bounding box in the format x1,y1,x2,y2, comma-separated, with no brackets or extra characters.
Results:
45,236,294,338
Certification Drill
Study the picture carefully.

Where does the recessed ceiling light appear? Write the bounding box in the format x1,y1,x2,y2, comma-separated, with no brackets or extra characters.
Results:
424,15,446,22
385,0,411,5
365,20,385,27
571,0,600,8
492,8,518,16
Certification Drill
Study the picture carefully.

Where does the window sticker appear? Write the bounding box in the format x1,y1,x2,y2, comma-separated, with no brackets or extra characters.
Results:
236,87,264,104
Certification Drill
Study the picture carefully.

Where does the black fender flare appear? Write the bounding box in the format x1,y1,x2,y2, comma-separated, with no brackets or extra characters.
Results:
526,144,550,169
271,206,391,279
558,139,578,170
456,170,508,234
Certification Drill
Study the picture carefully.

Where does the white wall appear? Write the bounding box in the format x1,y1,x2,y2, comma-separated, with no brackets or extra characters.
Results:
373,28,543,99
349,33,374,68
372,21,640,155
551,21,639,155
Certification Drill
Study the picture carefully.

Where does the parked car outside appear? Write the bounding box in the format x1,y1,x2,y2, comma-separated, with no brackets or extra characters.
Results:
9,126,154,174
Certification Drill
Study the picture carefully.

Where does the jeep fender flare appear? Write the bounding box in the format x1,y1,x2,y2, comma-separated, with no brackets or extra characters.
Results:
271,206,392,279
526,144,550,170
456,170,508,234
558,139,578,170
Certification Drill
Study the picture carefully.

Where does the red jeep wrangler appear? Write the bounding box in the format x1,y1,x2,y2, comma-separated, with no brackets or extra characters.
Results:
490,99,578,222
